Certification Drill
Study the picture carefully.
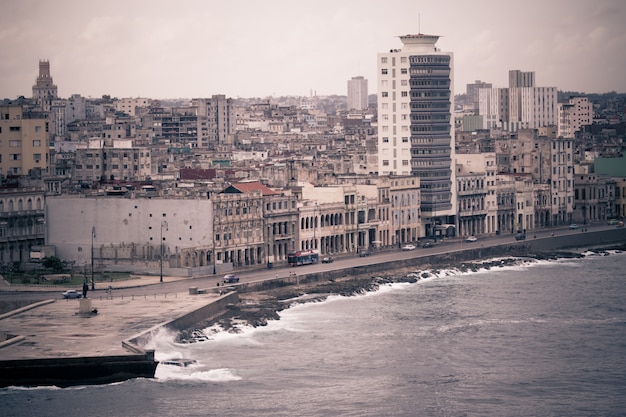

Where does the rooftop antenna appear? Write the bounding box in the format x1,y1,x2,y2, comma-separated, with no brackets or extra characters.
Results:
418,13,421,34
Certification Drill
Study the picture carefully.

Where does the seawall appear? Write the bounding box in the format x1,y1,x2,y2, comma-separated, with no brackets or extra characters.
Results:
226,227,626,294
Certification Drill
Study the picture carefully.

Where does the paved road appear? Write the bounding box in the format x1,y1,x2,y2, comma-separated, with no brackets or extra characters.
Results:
0,223,619,305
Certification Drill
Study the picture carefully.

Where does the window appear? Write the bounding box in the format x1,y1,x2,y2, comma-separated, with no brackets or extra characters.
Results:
381,69,388,75
402,137,409,143
33,153,41,162
381,57,388,64
382,137,389,143
32,140,41,146
381,92,388,97
10,126,20,132
382,160,390,166
10,154,21,160
9,140,21,147
401,91,408,97
35,126,42,132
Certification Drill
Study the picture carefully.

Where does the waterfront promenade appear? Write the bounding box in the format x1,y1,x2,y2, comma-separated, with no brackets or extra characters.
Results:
1,225,625,386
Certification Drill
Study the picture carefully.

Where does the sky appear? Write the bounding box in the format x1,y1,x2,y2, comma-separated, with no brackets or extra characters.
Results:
1,0,625,100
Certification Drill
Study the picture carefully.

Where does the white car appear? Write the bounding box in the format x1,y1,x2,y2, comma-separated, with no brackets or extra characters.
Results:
401,244,416,251
62,290,82,299
465,236,478,243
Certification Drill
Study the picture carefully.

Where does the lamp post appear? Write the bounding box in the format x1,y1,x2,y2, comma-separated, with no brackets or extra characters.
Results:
160,220,168,283
91,226,95,290
313,202,318,250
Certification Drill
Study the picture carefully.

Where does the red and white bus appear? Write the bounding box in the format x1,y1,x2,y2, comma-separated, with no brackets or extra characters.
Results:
287,250,319,266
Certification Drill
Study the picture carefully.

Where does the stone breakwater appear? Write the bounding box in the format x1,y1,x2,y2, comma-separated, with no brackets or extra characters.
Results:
204,247,612,334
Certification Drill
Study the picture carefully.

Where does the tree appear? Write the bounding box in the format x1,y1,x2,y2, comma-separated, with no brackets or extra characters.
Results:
41,256,65,273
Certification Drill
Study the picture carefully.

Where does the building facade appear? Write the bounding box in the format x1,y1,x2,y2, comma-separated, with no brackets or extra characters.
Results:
0,187,45,268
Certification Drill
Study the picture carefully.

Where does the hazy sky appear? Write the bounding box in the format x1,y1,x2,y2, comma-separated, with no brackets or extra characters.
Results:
1,0,624,99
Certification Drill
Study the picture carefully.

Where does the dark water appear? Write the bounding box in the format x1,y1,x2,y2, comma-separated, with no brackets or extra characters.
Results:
3,251,626,417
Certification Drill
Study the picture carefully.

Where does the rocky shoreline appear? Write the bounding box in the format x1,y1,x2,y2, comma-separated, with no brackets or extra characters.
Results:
194,246,624,335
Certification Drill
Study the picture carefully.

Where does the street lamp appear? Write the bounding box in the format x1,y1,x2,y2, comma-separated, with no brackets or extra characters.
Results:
160,220,168,282
91,226,95,290
313,203,318,250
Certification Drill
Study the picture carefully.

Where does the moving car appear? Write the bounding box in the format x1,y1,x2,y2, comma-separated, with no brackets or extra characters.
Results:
569,224,580,229
222,274,240,283
321,257,334,263
401,244,416,251
358,251,371,257
465,236,478,243
421,241,434,248
62,290,82,299
515,233,526,241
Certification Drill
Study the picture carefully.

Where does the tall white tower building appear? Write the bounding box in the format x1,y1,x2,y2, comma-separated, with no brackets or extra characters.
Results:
377,33,456,238
347,76,368,110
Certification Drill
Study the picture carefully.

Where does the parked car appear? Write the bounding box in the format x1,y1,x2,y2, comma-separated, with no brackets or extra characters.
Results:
421,241,434,248
62,290,82,299
401,244,416,251
569,224,580,229
465,236,478,243
321,257,334,263
222,274,240,283
358,251,371,257
515,233,526,241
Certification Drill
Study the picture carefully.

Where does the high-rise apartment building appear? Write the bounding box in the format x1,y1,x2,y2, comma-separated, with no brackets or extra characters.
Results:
192,95,236,148
508,70,535,88
479,69,557,132
347,76,368,110
377,33,456,237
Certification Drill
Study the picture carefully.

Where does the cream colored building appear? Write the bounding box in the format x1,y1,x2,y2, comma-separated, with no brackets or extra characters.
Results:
377,33,456,238
0,105,50,177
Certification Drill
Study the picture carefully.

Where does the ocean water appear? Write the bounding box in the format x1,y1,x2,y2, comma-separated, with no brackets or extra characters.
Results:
2,251,626,417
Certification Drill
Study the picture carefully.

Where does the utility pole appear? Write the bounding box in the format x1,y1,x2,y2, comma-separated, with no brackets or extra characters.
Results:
91,226,95,290
160,220,168,282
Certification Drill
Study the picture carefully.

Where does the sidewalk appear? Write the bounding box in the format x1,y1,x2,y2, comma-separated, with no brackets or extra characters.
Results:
0,274,191,292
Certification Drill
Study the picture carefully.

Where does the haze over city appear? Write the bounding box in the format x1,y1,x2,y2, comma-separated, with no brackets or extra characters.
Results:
1,0,625,99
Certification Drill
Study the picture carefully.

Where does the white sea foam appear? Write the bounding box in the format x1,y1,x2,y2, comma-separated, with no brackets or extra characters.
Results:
155,364,241,382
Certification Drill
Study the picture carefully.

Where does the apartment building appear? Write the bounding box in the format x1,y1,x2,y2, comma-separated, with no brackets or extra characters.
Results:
466,80,492,111
0,187,46,267
0,105,50,177
192,95,236,148
72,139,152,183
347,76,369,111
479,70,557,132
115,98,151,117
558,96,592,138
573,171,616,224
377,33,456,238
455,153,497,237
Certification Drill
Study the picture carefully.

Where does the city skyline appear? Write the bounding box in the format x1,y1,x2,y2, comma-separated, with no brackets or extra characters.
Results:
1,0,625,100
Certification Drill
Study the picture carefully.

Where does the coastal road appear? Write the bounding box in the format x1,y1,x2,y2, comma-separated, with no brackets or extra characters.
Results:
1,223,621,305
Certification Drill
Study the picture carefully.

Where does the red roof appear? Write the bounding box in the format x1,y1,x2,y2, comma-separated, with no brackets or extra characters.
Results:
225,182,280,196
